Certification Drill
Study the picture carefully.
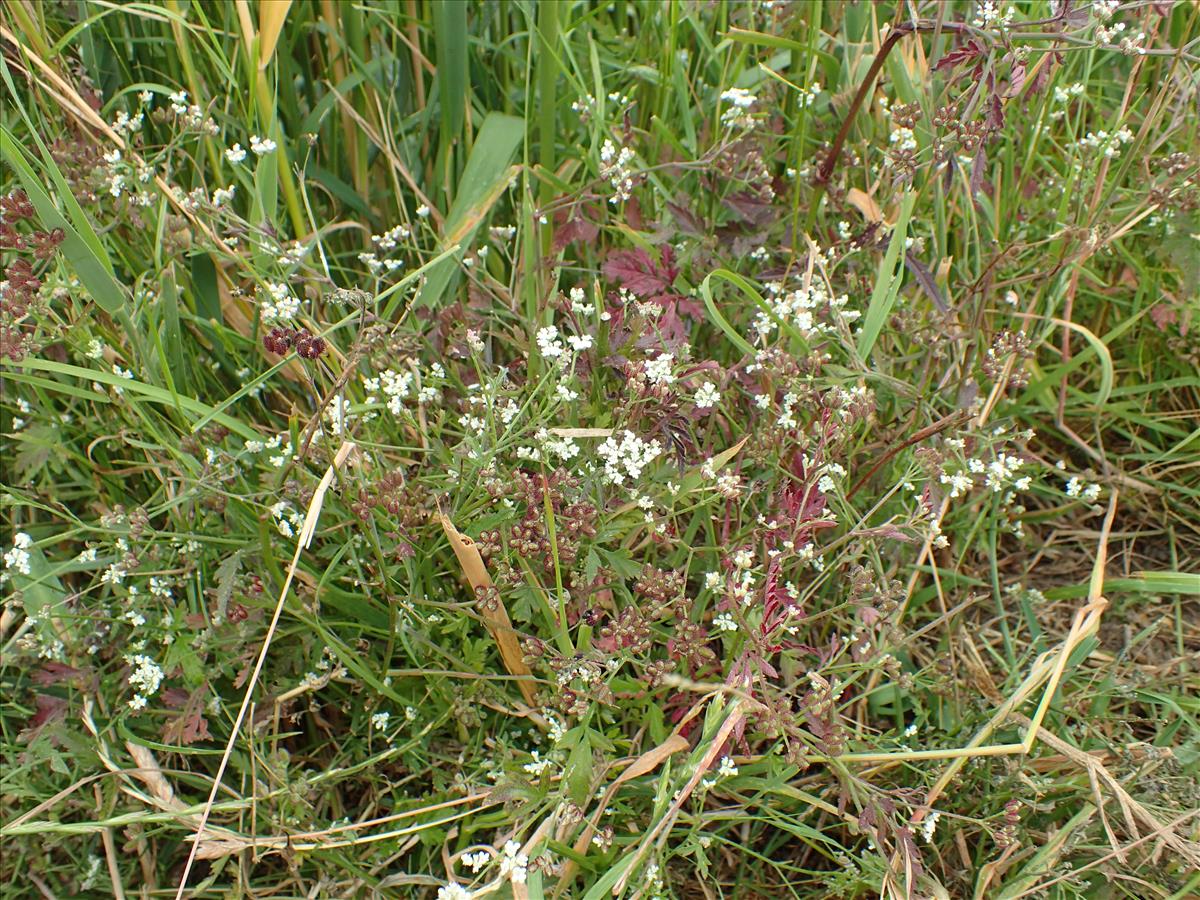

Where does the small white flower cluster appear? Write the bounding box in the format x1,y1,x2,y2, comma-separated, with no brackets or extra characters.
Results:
720,87,757,128
713,611,737,632
250,134,277,155
889,124,917,153
597,430,663,486
1052,82,1085,107
599,139,637,204
1079,126,1134,158
1094,1,1141,50
694,382,720,410
799,82,821,109
755,279,858,341
101,560,128,585
372,224,411,251
168,90,219,134
2,532,33,577
260,281,300,323
437,884,474,900
972,1,1015,28
370,710,390,731
523,749,554,776
570,93,596,117
489,224,517,243
111,107,144,136
243,433,292,467
920,809,941,843
226,143,247,164
940,470,974,499
1064,475,1102,503
270,501,306,538
516,428,580,465
566,289,595,321
461,847,492,872
277,240,307,266
498,840,529,884
536,324,566,359
300,646,346,690
102,364,135,397
816,461,847,495
10,397,31,430
644,352,675,387
211,184,237,207
125,653,165,710
365,365,440,413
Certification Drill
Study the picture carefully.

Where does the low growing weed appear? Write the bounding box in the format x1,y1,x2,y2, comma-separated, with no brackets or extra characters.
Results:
1,1,1198,898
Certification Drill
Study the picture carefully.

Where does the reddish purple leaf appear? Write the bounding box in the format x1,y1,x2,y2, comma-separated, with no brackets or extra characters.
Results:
933,39,984,73
603,247,677,296
27,694,67,730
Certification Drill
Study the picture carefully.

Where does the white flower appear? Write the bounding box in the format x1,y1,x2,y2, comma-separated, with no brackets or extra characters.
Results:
920,810,941,843
599,139,637,203
523,750,553,776
645,352,674,386
212,185,237,206
416,203,430,217
499,840,528,884
371,711,390,730
260,281,299,323
720,87,756,108
128,694,148,711
694,382,720,409
225,143,247,164
250,135,277,155
3,533,33,575
461,849,492,872
101,563,127,585
437,884,474,900
713,612,737,632
716,756,739,778
940,471,974,499
126,654,164,697
704,572,723,590
567,334,593,352
536,325,565,359
720,87,757,127
596,430,663,486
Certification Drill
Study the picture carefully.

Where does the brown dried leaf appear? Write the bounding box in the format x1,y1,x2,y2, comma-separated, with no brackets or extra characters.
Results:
440,514,537,704
847,187,883,224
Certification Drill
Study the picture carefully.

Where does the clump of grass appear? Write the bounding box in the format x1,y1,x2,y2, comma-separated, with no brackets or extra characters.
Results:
2,2,1199,898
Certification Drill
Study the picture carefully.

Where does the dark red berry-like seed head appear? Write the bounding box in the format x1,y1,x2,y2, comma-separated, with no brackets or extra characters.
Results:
263,326,296,354
294,329,326,359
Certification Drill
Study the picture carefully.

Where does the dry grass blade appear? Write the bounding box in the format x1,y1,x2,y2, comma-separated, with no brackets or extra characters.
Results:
172,441,356,899
615,698,746,895
440,513,538,705
257,0,293,68
1010,713,1200,869
555,733,690,894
